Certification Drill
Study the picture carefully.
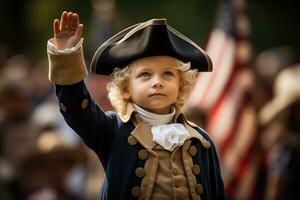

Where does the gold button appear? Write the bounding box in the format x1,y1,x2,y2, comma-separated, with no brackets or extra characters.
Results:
172,154,179,162
174,181,183,188
189,145,198,156
174,182,180,188
138,149,148,160
202,140,211,149
196,183,204,194
131,186,142,197
172,168,177,176
135,167,145,178
59,102,67,112
192,164,201,175
81,98,88,109
127,135,137,145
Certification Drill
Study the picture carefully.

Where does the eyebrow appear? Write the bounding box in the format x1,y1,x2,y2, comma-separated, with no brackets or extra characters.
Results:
133,66,152,74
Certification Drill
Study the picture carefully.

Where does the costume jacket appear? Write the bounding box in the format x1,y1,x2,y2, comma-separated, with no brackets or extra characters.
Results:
55,81,225,200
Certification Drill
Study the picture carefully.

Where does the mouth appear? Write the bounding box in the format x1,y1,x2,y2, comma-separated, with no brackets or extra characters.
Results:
149,93,166,97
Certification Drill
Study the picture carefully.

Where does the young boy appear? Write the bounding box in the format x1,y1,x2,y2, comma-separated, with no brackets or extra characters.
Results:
47,11,225,200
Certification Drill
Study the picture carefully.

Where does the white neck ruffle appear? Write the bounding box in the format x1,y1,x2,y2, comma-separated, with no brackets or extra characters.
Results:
133,104,190,151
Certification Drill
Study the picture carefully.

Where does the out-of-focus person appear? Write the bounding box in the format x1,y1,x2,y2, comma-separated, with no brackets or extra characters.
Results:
250,47,298,199
259,64,300,200
253,46,297,111
0,55,38,200
0,55,37,168
18,128,88,200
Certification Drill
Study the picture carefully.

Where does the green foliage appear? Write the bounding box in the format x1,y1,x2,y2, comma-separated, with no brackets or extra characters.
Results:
115,0,217,46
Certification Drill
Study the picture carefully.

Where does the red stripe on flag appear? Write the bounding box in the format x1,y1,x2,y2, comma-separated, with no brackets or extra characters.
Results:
225,126,261,199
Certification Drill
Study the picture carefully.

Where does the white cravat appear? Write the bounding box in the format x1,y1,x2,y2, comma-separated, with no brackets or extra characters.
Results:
133,104,190,151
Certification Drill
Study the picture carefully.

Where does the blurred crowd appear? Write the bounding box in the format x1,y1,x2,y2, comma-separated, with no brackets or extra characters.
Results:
255,48,300,200
0,52,110,200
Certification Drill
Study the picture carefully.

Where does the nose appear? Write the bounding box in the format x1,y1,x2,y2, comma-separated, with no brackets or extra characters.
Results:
152,76,163,88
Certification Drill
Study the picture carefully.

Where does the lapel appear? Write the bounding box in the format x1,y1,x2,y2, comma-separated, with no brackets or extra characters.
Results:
118,103,211,149
131,122,157,150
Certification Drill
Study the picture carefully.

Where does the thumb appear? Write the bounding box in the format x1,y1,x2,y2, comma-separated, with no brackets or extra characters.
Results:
74,24,83,39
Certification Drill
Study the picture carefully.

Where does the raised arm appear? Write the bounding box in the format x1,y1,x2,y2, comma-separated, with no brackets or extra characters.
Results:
47,12,115,164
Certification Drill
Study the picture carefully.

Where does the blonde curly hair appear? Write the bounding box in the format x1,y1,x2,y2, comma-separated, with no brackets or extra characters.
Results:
107,58,198,115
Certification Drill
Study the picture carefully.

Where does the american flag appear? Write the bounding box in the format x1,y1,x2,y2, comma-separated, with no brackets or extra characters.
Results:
187,0,262,199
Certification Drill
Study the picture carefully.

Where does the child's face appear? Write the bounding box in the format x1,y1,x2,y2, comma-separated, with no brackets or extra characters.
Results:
124,56,181,114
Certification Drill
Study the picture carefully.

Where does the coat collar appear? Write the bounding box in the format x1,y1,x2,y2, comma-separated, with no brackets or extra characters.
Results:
118,103,186,124
119,103,211,149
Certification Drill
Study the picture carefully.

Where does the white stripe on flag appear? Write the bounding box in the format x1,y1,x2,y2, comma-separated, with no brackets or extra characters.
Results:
187,29,227,108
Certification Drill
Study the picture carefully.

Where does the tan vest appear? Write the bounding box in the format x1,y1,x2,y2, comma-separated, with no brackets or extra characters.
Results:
152,145,190,200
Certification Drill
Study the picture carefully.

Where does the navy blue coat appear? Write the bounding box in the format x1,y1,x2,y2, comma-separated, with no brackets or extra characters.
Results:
55,81,225,200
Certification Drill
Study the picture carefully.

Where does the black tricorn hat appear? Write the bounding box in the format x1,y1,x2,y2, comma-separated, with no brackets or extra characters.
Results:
90,19,212,75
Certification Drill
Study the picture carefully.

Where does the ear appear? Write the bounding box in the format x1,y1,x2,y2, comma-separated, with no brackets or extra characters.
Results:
178,83,182,93
122,87,131,100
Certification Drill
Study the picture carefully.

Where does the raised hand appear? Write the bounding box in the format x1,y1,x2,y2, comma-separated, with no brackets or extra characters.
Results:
53,11,83,50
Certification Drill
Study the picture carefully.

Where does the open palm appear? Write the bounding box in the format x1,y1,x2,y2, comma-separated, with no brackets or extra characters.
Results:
53,11,83,50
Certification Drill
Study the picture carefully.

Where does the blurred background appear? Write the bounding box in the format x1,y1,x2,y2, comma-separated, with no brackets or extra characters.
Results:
0,0,300,199
1,0,300,59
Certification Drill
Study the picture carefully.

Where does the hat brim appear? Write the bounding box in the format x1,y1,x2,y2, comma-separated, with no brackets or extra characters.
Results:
90,19,212,75
259,95,298,125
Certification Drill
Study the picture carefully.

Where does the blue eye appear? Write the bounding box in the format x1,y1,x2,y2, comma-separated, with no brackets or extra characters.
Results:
139,72,151,78
164,71,174,77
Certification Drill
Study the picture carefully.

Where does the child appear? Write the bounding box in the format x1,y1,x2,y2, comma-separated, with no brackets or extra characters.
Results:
47,11,225,200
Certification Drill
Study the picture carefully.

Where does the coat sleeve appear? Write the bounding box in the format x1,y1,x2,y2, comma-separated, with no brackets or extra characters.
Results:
197,127,226,200
55,81,116,165
208,141,226,200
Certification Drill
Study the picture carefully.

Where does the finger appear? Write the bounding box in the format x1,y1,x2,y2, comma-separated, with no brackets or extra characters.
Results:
53,19,60,35
69,13,77,31
73,13,79,29
60,11,68,31
66,12,74,30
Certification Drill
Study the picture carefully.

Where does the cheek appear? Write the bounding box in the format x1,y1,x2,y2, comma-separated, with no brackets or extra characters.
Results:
174,84,182,98
170,82,180,98
174,79,181,92
127,80,143,98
